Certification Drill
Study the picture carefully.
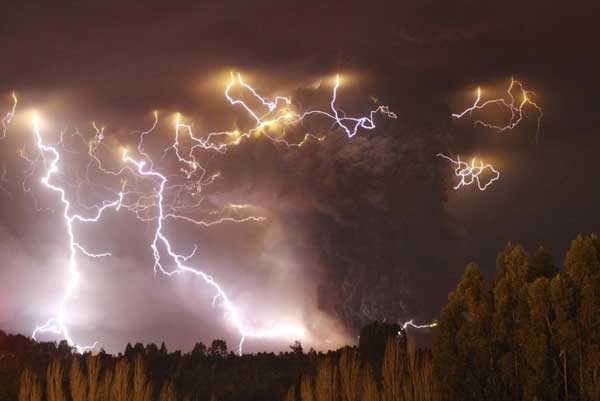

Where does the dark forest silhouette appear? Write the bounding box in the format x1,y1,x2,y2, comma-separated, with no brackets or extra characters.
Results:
2,233,599,401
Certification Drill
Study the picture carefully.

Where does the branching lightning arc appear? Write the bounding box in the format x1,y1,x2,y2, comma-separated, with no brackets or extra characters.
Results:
2,73,420,353
436,153,500,191
439,78,543,191
452,78,543,140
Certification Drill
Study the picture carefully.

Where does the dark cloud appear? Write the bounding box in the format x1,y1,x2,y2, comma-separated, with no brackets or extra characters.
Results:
0,0,598,352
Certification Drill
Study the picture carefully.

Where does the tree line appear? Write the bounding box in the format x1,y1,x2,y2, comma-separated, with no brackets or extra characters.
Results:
2,336,311,401
2,233,599,401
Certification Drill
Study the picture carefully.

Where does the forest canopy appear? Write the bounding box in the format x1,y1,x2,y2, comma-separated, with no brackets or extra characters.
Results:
2,233,599,401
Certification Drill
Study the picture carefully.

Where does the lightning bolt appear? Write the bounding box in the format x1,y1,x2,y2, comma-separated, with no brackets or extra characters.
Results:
1,92,17,141
21,73,398,353
442,78,543,191
300,75,397,138
0,93,18,197
124,145,307,353
400,319,438,331
452,78,543,142
436,153,500,191
30,113,125,353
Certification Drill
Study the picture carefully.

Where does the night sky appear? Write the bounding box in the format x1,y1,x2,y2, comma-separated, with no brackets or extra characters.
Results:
0,1,598,353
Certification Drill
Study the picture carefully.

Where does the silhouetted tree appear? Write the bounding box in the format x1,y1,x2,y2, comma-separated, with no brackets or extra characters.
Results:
124,343,134,359
159,342,168,355
290,341,304,355
209,340,228,358
359,322,401,380
191,342,207,358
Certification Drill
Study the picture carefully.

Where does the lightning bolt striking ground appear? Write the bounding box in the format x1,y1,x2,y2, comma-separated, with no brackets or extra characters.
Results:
13,73,402,353
30,113,125,353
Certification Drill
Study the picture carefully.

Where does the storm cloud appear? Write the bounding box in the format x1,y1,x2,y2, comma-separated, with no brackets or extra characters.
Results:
0,0,598,352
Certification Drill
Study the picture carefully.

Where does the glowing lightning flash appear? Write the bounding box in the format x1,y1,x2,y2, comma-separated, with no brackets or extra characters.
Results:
30,113,125,353
401,319,438,331
453,78,543,141
436,153,500,191
122,147,310,354
119,73,399,353
442,78,543,191
0,93,18,196
22,73,399,354
1,92,17,140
